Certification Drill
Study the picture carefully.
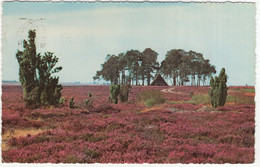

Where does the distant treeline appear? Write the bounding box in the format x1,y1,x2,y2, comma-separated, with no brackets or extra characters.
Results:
94,48,216,86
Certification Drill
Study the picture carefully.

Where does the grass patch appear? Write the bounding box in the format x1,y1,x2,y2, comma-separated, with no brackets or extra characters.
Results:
190,94,210,105
136,90,166,107
167,100,188,104
141,106,162,113
2,128,46,151
241,88,255,93
190,93,254,106
226,95,255,105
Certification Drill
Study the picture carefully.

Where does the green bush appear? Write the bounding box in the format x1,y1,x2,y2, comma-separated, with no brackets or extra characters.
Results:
209,68,228,108
109,85,120,104
59,97,65,106
85,98,93,107
145,98,157,107
88,93,92,97
16,30,62,107
85,99,90,105
136,90,166,107
69,97,75,109
85,92,94,107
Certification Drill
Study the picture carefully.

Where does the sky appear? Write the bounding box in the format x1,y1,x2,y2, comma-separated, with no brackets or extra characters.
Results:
1,1,256,86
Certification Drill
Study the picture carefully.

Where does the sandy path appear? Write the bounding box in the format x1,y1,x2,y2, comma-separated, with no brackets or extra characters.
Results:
161,87,176,93
161,87,190,96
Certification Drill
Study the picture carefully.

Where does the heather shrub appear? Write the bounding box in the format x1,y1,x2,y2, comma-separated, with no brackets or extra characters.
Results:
69,97,75,108
242,135,254,147
190,94,210,105
84,148,101,159
2,85,255,163
209,68,228,108
65,154,81,163
109,85,120,104
136,90,166,107
83,133,108,142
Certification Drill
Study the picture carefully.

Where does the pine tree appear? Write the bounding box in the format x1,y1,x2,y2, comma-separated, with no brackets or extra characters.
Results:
209,68,228,108
16,30,62,107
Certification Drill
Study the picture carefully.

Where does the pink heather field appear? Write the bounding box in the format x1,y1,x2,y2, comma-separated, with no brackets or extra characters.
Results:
1,85,255,163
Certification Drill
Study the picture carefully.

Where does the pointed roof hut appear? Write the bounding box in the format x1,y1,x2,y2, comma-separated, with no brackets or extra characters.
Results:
151,74,168,86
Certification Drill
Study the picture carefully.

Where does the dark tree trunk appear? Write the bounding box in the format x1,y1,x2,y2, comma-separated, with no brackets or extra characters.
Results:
147,73,151,85
173,76,176,86
142,74,145,86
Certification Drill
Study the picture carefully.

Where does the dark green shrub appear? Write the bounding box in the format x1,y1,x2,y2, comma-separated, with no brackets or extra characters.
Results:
69,97,75,109
59,97,65,106
109,85,120,104
85,99,93,108
209,68,228,108
119,84,131,102
136,90,166,107
16,30,62,107
85,92,94,107
85,99,90,105
88,93,92,97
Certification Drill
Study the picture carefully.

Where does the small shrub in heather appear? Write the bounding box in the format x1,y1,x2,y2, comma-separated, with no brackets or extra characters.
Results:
59,97,65,106
109,85,120,104
69,97,75,109
136,90,166,107
85,92,94,108
88,93,92,97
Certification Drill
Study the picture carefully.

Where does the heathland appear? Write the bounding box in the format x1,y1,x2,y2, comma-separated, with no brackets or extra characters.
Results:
2,85,255,163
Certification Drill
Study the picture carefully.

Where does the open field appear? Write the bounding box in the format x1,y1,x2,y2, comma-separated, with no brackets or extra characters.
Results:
1,85,255,163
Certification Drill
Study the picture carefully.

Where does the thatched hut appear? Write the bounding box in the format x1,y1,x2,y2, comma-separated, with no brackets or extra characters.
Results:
151,74,168,86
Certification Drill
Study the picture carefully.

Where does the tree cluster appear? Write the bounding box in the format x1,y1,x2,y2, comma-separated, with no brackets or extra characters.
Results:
94,48,216,86
93,48,158,85
16,30,62,107
161,49,216,86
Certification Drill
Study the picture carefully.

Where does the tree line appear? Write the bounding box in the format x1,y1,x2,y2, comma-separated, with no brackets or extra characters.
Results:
16,30,227,109
94,48,216,86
